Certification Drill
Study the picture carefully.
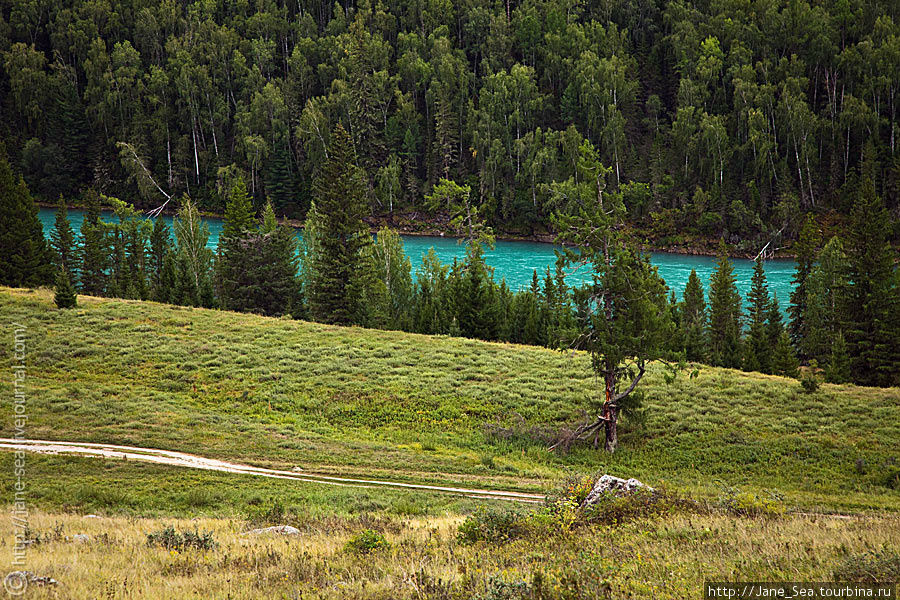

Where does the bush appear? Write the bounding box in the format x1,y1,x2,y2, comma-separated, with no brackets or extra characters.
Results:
344,529,389,555
717,484,784,517
833,548,900,583
457,507,526,544
146,526,217,552
800,372,819,394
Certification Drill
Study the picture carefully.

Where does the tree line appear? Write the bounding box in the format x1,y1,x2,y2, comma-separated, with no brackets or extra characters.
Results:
0,0,898,250
2,129,897,394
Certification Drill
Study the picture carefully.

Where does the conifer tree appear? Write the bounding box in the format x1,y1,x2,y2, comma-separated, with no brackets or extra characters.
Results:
743,256,771,373
78,190,107,296
54,266,77,308
49,196,77,283
680,269,708,362
149,217,173,302
0,146,54,287
305,124,371,325
843,172,899,387
772,330,799,378
788,214,820,353
825,331,851,384
707,243,743,368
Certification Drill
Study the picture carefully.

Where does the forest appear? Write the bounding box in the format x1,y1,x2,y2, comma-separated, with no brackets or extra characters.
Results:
0,0,898,248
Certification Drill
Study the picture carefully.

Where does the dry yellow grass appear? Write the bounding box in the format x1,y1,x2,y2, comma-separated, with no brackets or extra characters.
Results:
4,509,898,599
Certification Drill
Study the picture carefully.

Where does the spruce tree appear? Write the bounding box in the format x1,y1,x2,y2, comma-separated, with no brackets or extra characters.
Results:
707,243,743,368
772,330,799,378
843,172,899,387
681,269,708,362
79,190,107,296
54,266,77,309
0,146,54,287
788,214,820,354
149,217,173,301
50,196,77,284
305,124,371,325
825,331,851,384
743,256,771,373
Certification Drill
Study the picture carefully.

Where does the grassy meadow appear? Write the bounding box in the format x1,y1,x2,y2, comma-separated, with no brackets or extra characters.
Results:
5,508,899,599
1,287,898,512
1,287,899,598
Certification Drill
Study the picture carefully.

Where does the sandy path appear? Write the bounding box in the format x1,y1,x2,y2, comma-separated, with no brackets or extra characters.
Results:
0,438,546,503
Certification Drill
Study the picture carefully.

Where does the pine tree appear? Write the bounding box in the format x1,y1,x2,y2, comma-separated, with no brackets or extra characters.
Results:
149,217,173,301
788,214,820,355
50,196,77,284
743,256,771,373
825,331,851,384
772,330,799,378
843,172,899,387
305,124,371,325
681,269,708,362
707,243,743,368
0,146,54,287
54,266,77,309
222,177,255,239
79,190,107,296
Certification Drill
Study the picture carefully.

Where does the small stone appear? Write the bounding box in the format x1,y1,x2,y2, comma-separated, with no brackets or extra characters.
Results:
84,514,102,519
72,534,90,543
291,466,303,473
244,525,301,536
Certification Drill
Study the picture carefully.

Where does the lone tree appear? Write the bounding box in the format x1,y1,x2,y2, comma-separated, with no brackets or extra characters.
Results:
549,141,672,453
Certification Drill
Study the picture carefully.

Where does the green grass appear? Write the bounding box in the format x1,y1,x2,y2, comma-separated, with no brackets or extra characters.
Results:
1,287,899,512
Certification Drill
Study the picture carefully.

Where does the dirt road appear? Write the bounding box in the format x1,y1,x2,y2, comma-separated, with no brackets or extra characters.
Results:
0,438,545,503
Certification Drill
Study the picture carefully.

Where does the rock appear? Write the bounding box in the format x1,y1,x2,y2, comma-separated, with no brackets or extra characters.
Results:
582,475,654,506
291,466,303,473
84,514,102,519
72,534,90,543
244,525,300,536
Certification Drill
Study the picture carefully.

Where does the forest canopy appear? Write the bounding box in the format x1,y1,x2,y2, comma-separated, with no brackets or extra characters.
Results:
1,0,898,246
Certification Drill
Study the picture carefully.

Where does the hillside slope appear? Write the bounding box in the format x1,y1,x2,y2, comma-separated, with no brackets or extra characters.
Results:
1,287,898,512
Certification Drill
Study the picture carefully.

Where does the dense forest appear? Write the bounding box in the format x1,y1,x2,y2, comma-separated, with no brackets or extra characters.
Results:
1,0,899,247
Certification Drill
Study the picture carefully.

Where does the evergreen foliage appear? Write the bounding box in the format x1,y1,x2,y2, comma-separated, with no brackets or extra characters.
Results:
53,266,77,308
0,146,53,287
305,124,371,325
707,245,743,369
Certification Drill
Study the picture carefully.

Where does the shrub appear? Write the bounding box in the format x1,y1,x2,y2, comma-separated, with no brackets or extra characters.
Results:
344,529,389,555
833,548,900,583
717,484,784,517
800,372,819,394
146,526,217,552
457,507,526,544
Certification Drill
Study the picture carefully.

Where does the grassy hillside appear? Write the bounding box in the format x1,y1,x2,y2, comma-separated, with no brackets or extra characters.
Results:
1,287,899,513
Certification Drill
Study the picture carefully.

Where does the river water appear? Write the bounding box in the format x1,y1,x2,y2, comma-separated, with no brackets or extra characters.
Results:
38,208,796,309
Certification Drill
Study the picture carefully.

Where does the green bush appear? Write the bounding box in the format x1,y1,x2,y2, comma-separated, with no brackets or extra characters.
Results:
146,526,217,552
833,548,900,583
344,529,389,555
717,484,784,517
457,507,526,544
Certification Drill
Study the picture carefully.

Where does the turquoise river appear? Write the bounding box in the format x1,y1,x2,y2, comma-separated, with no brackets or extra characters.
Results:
39,208,796,309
